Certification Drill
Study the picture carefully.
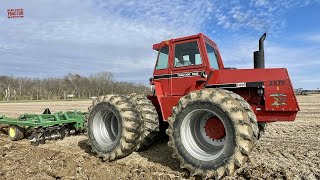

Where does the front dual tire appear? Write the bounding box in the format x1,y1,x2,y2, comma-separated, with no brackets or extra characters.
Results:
166,89,258,179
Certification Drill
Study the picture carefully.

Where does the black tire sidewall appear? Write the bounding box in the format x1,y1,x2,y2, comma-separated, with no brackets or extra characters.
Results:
173,101,236,170
88,102,123,153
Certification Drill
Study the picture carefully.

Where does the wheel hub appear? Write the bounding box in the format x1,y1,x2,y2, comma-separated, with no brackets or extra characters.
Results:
92,109,120,147
204,117,226,140
180,109,227,161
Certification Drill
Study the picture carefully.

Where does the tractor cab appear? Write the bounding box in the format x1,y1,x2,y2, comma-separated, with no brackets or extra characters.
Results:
149,33,226,120
152,33,221,96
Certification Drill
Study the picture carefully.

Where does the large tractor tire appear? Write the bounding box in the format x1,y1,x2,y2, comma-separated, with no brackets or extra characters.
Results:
87,95,142,161
128,94,159,151
166,89,256,179
8,125,24,141
223,90,259,144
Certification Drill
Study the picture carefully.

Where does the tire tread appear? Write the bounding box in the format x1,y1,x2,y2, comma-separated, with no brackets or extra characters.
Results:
166,89,256,179
128,93,159,151
87,94,141,161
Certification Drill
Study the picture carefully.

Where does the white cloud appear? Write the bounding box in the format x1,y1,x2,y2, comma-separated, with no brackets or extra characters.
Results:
214,0,320,32
254,0,268,6
0,0,319,89
0,0,212,81
303,33,320,43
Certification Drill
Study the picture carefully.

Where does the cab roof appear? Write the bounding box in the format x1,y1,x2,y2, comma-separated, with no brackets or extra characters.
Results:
152,33,217,51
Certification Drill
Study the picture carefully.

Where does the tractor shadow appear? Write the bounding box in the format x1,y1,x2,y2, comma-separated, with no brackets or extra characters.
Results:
78,138,95,155
0,128,7,135
77,133,191,178
137,132,189,175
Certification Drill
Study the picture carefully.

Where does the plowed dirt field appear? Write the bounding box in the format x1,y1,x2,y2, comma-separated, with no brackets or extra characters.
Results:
0,95,319,180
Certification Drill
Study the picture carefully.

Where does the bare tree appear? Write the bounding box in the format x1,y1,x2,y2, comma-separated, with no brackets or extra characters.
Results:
0,72,149,101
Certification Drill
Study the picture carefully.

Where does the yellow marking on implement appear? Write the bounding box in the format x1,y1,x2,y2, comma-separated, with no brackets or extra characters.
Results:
9,127,15,137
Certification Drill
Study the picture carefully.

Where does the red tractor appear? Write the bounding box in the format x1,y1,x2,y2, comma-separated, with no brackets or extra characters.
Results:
86,33,299,179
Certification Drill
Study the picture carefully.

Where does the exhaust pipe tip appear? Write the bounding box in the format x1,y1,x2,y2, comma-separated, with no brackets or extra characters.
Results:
259,33,267,51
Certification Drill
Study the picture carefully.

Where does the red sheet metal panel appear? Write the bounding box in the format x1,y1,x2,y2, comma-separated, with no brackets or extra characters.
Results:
264,79,299,112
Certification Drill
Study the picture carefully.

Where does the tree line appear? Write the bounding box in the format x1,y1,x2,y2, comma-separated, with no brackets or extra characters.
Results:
0,71,150,101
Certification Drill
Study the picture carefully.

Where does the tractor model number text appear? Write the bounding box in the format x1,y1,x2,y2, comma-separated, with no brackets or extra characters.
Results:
269,80,285,86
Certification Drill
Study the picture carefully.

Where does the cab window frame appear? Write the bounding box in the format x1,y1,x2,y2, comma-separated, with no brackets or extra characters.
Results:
172,39,204,70
204,42,220,70
155,45,169,70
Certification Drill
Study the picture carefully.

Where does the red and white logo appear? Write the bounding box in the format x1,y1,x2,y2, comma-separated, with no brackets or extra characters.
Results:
7,9,24,18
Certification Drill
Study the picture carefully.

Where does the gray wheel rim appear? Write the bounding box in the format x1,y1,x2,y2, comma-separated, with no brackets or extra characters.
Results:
180,109,227,161
92,109,120,147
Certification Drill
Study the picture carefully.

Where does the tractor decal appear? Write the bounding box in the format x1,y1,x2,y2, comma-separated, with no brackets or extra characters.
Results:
236,82,246,87
153,71,205,79
270,93,287,106
206,82,264,88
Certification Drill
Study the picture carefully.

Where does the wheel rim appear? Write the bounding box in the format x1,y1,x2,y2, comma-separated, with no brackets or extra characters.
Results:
180,109,227,161
9,127,15,138
92,109,120,147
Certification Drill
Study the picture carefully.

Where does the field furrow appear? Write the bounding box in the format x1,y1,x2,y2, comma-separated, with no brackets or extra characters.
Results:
0,95,319,179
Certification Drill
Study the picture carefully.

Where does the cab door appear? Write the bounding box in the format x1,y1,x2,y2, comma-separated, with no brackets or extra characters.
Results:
153,44,170,96
170,39,207,96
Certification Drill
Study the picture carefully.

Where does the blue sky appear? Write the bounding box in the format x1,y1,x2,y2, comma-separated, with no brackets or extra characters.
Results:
0,0,319,89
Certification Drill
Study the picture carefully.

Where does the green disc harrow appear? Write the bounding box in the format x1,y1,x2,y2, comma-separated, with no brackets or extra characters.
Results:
0,109,87,145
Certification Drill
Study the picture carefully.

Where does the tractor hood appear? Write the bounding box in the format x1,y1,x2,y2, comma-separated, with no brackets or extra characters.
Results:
206,68,300,113
207,68,291,85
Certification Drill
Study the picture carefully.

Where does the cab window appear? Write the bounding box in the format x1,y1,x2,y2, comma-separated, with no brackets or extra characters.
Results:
155,45,169,70
174,41,202,67
205,43,219,69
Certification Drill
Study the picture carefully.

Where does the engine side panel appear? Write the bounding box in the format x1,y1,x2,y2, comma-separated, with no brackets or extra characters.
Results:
206,68,299,122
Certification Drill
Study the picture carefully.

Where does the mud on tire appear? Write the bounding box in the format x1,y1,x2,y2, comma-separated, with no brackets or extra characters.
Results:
128,94,159,151
223,90,259,144
87,95,142,161
166,89,256,179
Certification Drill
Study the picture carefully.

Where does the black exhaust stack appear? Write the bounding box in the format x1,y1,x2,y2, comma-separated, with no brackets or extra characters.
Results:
254,33,266,69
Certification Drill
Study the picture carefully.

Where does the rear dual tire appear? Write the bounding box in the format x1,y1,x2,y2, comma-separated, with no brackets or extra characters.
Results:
128,94,159,151
87,95,142,161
